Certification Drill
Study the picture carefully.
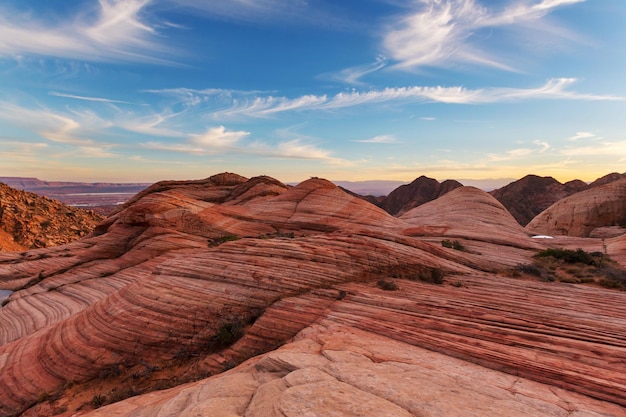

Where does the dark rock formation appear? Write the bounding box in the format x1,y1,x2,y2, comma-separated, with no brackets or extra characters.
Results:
490,175,588,226
377,175,463,215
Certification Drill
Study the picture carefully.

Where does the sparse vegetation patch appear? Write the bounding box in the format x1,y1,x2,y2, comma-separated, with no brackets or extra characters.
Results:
512,248,626,290
208,235,240,247
376,279,399,291
441,239,467,251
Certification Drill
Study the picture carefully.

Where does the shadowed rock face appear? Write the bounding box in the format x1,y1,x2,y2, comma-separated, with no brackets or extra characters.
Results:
589,172,626,188
0,183,103,251
376,175,463,216
527,178,626,237
490,175,589,226
0,174,625,417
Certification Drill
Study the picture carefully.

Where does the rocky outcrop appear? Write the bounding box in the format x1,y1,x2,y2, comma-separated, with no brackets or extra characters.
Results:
589,172,626,188
0,174,625,416
490,175,589,226
527,178,626,237
81,319,626,417
0,183,103,251
377,175,463,215
0,177,150,216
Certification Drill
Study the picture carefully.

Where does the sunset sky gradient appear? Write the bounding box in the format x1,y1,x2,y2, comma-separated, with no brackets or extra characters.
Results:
0,0,624,184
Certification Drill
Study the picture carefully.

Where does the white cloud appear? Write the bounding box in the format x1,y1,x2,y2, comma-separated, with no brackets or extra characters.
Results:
562,140,626,157
487,140,552,161
354,135,398,144
190,126,250,148
420,117,437,121
0,0,172,63
77,146,117,158
383,0,586,71
534,140,551,152
0,102,92,145
568,131,599,141
143,126,351,165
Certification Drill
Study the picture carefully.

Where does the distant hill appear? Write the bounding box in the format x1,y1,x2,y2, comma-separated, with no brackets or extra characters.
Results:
491,172,626,226
589,172,626,188
0,182,103,251
489,175,588,226
374,175,463,215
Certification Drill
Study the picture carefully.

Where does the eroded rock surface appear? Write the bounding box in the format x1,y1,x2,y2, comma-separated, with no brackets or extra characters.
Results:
0,174,624,416
527,178,626,237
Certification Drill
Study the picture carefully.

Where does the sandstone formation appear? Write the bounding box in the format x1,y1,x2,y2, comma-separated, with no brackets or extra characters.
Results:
527,178,626,237
490,174,589,226
376,175,463,215
0,174,624,416
0,183,103,251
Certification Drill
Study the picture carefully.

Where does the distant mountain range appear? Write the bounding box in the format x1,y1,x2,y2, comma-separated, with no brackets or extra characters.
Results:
2,172,625,226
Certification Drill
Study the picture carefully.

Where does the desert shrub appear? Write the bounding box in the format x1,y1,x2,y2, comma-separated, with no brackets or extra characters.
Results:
215,322,244,347
534,248,595,265
441,239,466,251
425,267,445,284
208,235,240,247
599,265,626,290
98,364,121,379
376,279,399,291
514,263,544,277
90,394,106,408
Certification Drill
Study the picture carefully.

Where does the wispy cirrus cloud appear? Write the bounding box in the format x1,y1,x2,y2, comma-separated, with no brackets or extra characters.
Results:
0,0,171,63
163,0,349,29
207,78,621,119
49,91,133,104
383,0,586,71
320,56,388,86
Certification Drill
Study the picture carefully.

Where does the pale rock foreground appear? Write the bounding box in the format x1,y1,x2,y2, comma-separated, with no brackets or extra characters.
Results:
0,174,624,416
83,323,625,417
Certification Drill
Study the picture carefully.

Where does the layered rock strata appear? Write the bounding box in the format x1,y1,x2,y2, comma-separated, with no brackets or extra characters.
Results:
0,174,624,416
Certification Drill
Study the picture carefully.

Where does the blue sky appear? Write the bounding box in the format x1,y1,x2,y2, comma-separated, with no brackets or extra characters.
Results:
0,0,624,184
